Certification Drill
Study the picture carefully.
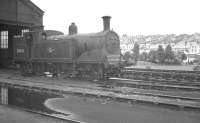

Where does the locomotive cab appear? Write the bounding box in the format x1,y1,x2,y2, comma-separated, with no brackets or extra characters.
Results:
13,31,43,62
13,31,44,75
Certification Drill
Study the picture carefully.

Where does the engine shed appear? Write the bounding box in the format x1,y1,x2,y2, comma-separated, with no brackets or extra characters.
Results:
0,0,44,67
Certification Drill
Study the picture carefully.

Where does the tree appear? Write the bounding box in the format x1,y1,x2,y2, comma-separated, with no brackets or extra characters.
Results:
123,51,132,61
139,52,148,61
148,50,157,63
175,51,187,63
165,44,174,63
181,52,187,61
156,45,165,63
132,43,140,62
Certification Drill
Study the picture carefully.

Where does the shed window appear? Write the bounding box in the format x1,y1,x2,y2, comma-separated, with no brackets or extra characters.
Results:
0,31,8,49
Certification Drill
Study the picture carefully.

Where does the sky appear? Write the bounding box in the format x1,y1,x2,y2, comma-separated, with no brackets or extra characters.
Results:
31,0,200,36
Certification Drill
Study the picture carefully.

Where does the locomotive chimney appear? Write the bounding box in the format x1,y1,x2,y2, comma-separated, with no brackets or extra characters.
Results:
102,16,111,31
68,22,78,35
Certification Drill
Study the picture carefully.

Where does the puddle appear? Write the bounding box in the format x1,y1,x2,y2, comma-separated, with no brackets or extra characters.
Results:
0,85,67,115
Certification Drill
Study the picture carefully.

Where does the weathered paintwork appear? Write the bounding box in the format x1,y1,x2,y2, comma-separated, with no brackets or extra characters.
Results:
12,16,121,79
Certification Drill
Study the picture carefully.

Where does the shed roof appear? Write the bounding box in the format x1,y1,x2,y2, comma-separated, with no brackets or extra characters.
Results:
21,0,44,15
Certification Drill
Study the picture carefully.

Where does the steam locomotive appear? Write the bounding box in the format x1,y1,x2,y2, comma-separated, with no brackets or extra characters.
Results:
13,16,121,80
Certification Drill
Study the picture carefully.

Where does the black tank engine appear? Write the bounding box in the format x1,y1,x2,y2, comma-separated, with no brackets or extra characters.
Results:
13,16,121,80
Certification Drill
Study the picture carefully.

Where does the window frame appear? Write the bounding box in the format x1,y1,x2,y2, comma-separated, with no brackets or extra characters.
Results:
0,31,8,49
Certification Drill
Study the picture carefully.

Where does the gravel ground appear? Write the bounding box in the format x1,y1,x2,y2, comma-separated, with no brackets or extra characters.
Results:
45,95,200,123
0,105,69,123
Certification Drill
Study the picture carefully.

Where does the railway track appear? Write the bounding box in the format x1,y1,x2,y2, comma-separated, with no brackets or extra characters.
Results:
0,70,199,101
121,77,200,87
1,68,200,93
2,77,200,102
118,75,200,88
107,78,200,92
111,88,200,101
1,69,200,93
1,69,200,111
121,68,200,82
1,68,200,86
123,67,200,74
1,77,200,111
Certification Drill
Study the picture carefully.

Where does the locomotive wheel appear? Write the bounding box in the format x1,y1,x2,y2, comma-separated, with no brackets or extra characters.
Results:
89,70,96,80
80,64,94,80
33,63,45,76
97,67,103,80
20,62,33,76
96,64,106,80
80,71,87,80
80,70,96,81
32,63,39,75
52,64,60,78
20,64,26,76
